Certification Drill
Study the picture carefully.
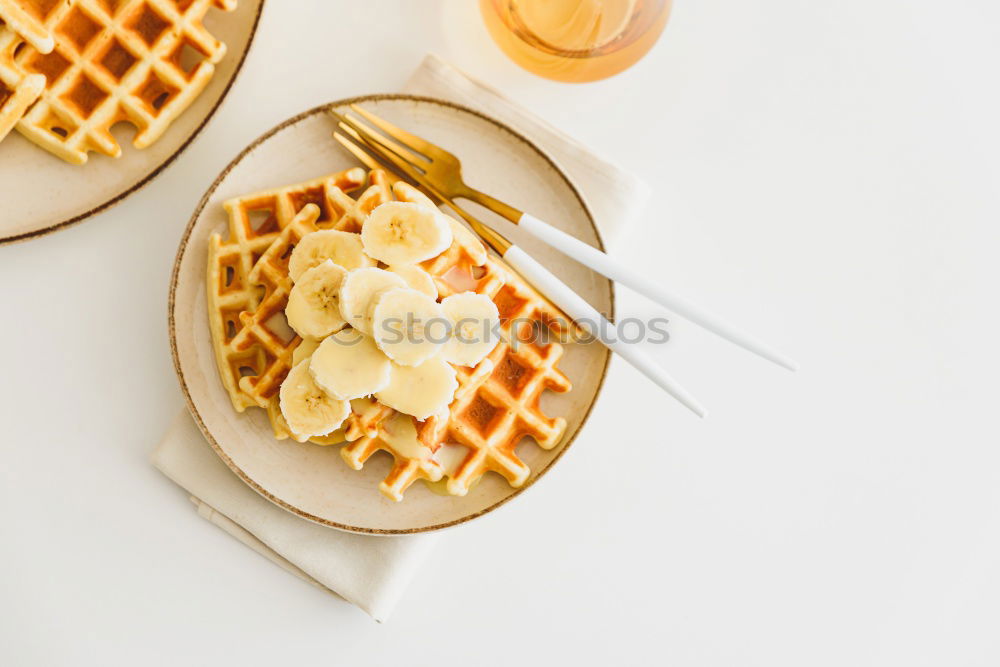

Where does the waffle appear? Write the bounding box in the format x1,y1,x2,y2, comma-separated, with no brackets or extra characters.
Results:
341,254,574,500
208,169,575,500
0,0,236,163
338,181,572,501
0,0,61,53
341,410,448,502
207,168,418,441
417,259,572,495
334,179,503,494
231,203,320,411
206,167,367,416
343,397,394,441
0,23,43,140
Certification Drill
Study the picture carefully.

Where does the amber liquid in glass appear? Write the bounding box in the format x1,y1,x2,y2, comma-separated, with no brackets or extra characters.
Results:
480,0,671,83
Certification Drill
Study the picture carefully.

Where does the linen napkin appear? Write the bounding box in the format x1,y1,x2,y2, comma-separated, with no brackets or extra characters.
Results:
152,53,648,623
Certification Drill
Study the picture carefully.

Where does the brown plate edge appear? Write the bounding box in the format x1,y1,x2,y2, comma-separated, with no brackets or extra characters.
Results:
0,0,267,247
167,93,615,535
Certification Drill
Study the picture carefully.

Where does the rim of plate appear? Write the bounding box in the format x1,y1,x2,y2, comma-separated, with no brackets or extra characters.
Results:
0,0,267,247
168,93,614,534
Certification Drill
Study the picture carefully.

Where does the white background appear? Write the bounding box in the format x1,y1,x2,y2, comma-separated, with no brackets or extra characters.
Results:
2,0,999,664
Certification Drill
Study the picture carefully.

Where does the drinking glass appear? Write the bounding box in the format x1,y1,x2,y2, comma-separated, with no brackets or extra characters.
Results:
480,0,672,83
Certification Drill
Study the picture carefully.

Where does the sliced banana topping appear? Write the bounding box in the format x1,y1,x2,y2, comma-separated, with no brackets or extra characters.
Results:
388,264,438,299
370,287,448,367
390,180,488,264
376,357,458,420
439,292,501,367
286,260,348,339
309,329,392,400
279,359,351,442
392,181,437,208
361,202,453,265
291,337,321,365
390,182,486,263
337,267,407,335
288,229,375,282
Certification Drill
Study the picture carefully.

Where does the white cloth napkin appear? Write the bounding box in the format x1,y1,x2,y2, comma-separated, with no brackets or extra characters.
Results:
152,54,648,623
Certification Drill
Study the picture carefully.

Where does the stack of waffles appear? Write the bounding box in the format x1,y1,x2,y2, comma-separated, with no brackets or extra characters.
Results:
207,168,575,501
0,0,235,162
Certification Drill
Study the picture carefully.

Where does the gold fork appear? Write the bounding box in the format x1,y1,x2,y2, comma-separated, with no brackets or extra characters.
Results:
333,104,798,374
333,114,707,418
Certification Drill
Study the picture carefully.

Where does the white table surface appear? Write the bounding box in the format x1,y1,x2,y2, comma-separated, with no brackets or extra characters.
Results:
2,1,999,664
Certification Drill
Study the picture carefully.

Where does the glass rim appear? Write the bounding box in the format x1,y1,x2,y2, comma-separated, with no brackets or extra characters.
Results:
484,0,670,59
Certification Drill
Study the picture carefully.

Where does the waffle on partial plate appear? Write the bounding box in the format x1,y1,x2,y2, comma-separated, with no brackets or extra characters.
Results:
340,253,574,500
0,22,43,141
0,0,62,54
207,168,576,501
206,167,369,419
0,0,235,163
340,179,573,501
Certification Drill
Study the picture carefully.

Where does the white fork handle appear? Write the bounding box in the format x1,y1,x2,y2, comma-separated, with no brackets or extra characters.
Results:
518,213,799,371
503,245,707,418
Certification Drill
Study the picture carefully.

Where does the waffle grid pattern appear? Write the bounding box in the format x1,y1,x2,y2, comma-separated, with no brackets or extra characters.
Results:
0,23,43,139
338,181,572,500
206,168,367,415
232,204,320,413
341,412,447,503
415,261,573,496
0,0,62,53
0,0,236,163
207,169,574,500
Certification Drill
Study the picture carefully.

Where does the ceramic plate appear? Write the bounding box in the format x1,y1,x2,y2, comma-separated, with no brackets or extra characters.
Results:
0,0,265,245
170,95,612,534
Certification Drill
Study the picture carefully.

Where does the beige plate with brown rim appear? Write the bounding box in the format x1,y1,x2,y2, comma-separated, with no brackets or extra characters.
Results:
0,0,265,245
170,95,612,534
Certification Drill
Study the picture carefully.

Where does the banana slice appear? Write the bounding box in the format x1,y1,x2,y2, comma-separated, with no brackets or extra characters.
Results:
391,181,487,264
337,267,407,335
361,202,453,265
279,359,351,442
388,264,438,299
289,229,375,282
291,337,321,365
440,292,501,367
309,329,392,400
370,287,448,367
375,357,458,420
286,260,348,338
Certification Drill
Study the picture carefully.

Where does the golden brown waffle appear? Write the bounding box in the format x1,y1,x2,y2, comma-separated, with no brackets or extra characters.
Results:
209,168,575,500
334,178,507,499
391,180,506,300
415,259,573,496
0,23,43,140
208,168,411,441
342,256,574,500
263,173,483,443
0,0,236,164
339,180,573,500
231,204,320,411
0,0,62,53
341,411,447,502
206,167,367,415
322,167,395,233
343,397,394,441
338,361,490,502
